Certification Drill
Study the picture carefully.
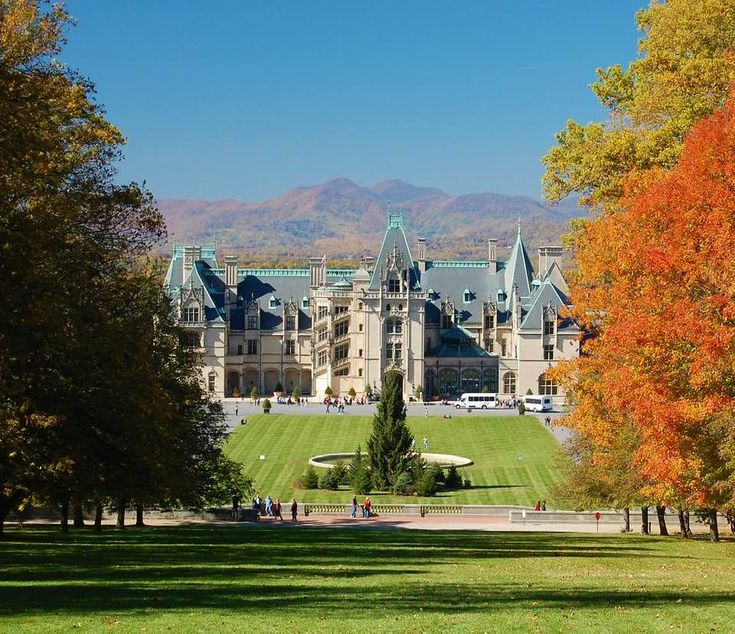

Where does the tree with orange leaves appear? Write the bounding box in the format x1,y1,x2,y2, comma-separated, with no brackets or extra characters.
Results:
554,92,735,540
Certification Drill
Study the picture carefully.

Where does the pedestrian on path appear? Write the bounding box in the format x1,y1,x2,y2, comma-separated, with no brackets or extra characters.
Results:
350,495,358,518
235,404,239,416
422,437,429,451
291,498,298,521
273,498,283,520
363,497,372,518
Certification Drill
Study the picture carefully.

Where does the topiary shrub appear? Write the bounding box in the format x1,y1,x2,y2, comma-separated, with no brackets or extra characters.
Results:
292,387,301,401
518,401,526,416
318,468,340,490
274,382,284,394
250,386,259,400
348,386,356,398
299,464,319,489
262,398,271,413
325,386,333,396
526,387,533,395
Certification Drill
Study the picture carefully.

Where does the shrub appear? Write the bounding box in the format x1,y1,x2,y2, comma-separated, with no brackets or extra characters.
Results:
262,398,271,413
415,384,423,401
414,467,438,497
392,471,415,495
350,446,372,495
518,401,526,416
445,465,462,489
364,384,372,398
332,461,351,486
482,383,491,393
526,387,533,395
291,387,301,401
318,468,340,490
348,386,356,398
250,386,259,399
299,464,319,489
325,386,333,396
429,463,445,485
274,382,284,393
463,477,472,488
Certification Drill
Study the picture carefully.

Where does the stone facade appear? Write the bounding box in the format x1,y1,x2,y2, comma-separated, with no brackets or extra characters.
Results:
164,214,579,404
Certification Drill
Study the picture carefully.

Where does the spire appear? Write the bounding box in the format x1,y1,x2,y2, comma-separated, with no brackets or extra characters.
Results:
504,221,534,299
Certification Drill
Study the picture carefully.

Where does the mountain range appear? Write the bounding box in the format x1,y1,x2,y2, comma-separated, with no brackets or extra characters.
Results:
158,178,584,266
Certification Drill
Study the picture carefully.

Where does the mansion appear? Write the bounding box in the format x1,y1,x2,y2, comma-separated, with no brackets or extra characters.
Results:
165,214,579,404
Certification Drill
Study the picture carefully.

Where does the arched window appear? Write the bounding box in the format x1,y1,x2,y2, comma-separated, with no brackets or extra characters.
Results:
482,368,498,393
461,369,481,393
538,373,558,395
438,368,459,398
503,372,516,395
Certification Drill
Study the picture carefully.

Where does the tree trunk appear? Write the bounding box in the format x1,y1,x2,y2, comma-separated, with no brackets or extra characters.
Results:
678,510,688,538
94,502,103,532
73,501,85,528
708,508,719,542
656,506,668,536
135,503,145,527
623,507,630,532
116,498,126,529
684,510,692,536
60,499,70,533
640,506,649,535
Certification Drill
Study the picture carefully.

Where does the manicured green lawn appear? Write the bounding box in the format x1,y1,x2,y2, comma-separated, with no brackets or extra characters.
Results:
225,414,563,506
1,526,733,632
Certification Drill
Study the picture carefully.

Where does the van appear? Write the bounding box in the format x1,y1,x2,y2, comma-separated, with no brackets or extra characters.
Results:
455,393,496,409
523,395,553,412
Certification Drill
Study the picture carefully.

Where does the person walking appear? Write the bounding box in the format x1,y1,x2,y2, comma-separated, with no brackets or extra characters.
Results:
290,498,298,521
235,404,239,417
363,497,372,519
273,498,283,520
350,495,358,518
265,495,273,516
422,437,429,451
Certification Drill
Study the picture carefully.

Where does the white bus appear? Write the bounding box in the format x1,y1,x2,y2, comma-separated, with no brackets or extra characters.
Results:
523,395,553,412
455,393,496,409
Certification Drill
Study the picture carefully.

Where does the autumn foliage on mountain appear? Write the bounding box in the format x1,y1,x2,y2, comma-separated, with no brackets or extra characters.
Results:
555,92,735,536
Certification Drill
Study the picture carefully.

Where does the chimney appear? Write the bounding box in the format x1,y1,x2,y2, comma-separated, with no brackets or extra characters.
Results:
224,255,238,288
182,245,201,280
488,239,498,272
538,246,564,278
416,238,427,272
309,256,325,288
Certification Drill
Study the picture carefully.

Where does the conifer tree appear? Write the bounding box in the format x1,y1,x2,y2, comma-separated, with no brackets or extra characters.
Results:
367,372,413,491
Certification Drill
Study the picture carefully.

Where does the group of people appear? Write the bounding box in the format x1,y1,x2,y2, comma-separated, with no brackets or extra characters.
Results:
324,397,349,414
534,500,547,511
350,495,372,518
249,494,300,521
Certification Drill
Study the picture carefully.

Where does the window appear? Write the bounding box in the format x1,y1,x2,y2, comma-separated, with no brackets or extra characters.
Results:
544,344,554,360
539,374,558,395
484,338,494,352
318,306,328,320
285,340,295,355
237,344,243,355
394,343,402,360
501,341,507,356
544,315,555,336
442,314,452,329
247,315,258,330
247,339,257,355
503,372,516,395
181,331,201,348
386,343,401,360
388,278,401,293
358,368,363,377
268,296,277,309
208,372,216,392
334,343,349,362
317,328,328,342
385,304,391,312
334,366,349,376
359,323,363,332
334,320,349,338
358,349,363,357
358,301,363,309
317,350,328,367
463,289,471,303
335,305,348,315
386,318,402,334
302,296,309,309
484,314,494,329
398,304,403,311
285,315,296,331
182,306,200,322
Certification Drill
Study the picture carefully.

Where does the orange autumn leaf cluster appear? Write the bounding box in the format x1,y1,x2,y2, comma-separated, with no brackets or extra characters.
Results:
556,91,735,506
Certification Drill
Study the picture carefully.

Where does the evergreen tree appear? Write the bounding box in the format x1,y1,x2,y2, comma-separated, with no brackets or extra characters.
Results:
350,446,372,495
367,372,413,491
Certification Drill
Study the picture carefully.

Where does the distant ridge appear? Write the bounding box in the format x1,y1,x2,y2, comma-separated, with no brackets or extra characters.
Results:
158,178,584,265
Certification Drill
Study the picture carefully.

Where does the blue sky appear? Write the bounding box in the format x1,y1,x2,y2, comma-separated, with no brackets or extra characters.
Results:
63,1,646,201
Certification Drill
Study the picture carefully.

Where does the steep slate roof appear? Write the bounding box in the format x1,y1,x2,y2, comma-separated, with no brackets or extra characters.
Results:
368,213,419,291
191,261,227,322
504,223,534,300
519,278,572,331
426,325,493,358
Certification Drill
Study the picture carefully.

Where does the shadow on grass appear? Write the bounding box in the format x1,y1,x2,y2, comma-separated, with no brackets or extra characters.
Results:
0,526,724,617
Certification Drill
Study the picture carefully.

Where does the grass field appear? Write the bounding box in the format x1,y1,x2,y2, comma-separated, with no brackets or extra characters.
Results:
1,526,733,633
225,414,563,506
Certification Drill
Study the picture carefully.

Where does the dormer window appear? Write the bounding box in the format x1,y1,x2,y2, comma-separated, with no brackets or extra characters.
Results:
269,296,277,309
388,278,401,293
182,306,200,322
463,289,471,304
301,296,309,309
497,289,506,302
543,312,556,336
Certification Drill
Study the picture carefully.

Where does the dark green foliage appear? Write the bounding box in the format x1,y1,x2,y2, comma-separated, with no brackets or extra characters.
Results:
518,401,526,416
274,382,284,394
318,469,340,491
332,462,350,486
364,384,373,398
414,467,438,497
445,465,463,489
463,478,472,488
325,386,333,396
299,464,319,490
291,387,301,401
251,387,259,399
429,464,445,486
393,472,414,495
348,387,356,398
367,372,414,491
193,454,254,509
350,446,372,495
262,398,271,413
526,388,533,396
482,384,491,393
